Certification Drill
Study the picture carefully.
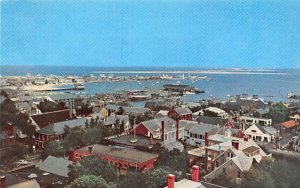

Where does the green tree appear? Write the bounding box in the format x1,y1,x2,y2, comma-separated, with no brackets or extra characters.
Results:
268,103,289,124
211,172,236,188
68,155,117,183
113,119,122,135
38,99,65,113
118,171,147,188
146,166,171,188
119,120,125,134
156,148,188,179
68,175,116,188
42,141,66,159
244,170,275,188
269,160,296,188
0,90,8,97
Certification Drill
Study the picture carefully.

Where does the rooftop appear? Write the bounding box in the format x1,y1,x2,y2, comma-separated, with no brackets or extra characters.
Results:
77,144,159,163
31,109,76,129
37,118,86,135
39,156,73,178
280,120,299,129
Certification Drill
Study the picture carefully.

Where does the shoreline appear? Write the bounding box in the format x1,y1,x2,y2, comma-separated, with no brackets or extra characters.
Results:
2,83,69,92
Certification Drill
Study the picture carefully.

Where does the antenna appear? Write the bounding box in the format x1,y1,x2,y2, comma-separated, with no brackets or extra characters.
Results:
130,112,138,143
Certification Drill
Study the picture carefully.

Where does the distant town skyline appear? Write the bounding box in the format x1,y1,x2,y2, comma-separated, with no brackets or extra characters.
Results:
2,0,300,68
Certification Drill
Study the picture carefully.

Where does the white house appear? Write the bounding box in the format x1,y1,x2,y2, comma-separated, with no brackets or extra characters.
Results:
179,120,219,147
203,107,229,119
244,124,278,142
239,116,272,126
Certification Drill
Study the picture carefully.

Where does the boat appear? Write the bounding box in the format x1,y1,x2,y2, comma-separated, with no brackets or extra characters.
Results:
163,84,205,94
73,83,85,90
198,76,208,79
160,74,173,80
184,91,196,95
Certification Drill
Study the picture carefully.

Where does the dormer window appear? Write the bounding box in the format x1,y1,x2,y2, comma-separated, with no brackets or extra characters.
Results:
155,128,160,134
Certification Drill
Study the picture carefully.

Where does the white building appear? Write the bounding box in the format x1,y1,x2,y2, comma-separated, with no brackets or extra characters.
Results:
244,124,278,142
203,107,229,119
179,120,219,147
239,116,272,126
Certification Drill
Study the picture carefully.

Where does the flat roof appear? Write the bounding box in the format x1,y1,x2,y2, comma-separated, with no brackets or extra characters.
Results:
109,134,160,148
77,144,159,164
242,146,259,154
188,147,206,157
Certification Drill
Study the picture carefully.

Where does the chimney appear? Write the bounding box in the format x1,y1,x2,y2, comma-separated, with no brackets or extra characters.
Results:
0,176,6,188
167,174,175,188
88,146,93,154
161,121,165,141
69,109,73,119
69,149,76,162
232,140,239,150
204,132,208,146
192,165,199,182
176,119,179,140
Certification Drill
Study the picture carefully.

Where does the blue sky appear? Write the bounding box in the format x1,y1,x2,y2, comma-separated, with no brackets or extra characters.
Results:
1,0,300,68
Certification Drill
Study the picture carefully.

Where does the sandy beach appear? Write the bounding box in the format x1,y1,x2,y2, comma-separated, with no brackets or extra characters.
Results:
3,83,67,91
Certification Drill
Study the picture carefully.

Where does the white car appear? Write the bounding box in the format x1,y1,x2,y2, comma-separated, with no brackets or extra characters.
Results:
16,160,29,165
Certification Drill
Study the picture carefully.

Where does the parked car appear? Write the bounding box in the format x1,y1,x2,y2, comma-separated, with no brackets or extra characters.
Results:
15,160,29,165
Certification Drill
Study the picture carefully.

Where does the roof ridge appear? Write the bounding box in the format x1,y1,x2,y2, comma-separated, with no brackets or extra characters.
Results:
31,108,70,116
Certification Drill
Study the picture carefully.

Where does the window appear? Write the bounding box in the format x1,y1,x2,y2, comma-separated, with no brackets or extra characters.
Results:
165,134,168,140
216,161,219,167
237,172,241,178
227,152,230,157
200,134,203,139
251,130,257,133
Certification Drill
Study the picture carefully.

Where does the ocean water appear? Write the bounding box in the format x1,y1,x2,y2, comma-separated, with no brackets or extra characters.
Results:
1,66,300,104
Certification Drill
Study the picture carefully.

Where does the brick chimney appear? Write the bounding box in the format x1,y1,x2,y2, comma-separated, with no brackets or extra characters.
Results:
204,132,208,146
88,146,93,154
176,119,179,140
192,165,199,182
161,121,165,141
232,140,239,150
69,149,76,162
167,174,175,188
0,176,6,188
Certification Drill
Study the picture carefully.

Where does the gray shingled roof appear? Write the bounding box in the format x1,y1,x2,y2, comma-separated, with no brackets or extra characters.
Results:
47,93,78,101
197,116,228,126
0,95,6,104
123,107,150,115
180,120,219,135
37,118,86,135
175,107,192,115
105,104,119,111
104,115,129,126
139,117,178,135
39,156,72,178
256,108,269,115
255,124,267,134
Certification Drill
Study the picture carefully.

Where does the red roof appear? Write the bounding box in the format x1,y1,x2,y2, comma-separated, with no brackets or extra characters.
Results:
281,120,299,129
31,109,76,129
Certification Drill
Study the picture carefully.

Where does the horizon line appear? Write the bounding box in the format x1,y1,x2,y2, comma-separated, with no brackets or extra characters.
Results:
1,65,299,70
